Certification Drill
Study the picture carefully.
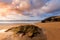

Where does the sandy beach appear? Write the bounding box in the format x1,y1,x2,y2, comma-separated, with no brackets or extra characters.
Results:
0,22,59,40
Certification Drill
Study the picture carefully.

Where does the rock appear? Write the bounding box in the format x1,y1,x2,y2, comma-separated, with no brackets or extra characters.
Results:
4,25,47,40
41,16,60,23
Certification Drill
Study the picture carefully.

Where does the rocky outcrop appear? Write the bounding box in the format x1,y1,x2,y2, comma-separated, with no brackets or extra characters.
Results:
3,25,47,40
41,16,60,23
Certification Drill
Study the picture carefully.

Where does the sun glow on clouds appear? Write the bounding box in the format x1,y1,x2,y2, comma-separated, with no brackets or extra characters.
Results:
0,0,60,14
0,2,13,16
0,0,60,20
0,2,23,17
0,0,31,16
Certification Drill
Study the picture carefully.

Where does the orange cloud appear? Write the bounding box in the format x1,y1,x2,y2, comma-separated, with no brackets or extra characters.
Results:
0,2,23,16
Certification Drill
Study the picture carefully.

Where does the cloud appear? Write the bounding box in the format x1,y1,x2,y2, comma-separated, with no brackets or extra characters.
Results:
0,0,60,13
0,0,12,4
24,0,60,16
0,0,60,16
30,0,48,9
40,0,60,13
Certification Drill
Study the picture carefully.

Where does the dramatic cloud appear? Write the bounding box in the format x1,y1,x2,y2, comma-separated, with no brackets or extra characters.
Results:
0,0,60,21
0,0,60,13
40,0,60,13
18,0,60,16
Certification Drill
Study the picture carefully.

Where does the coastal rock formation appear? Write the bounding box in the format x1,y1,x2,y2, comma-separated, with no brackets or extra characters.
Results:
3,25,47,40
41,16,60,23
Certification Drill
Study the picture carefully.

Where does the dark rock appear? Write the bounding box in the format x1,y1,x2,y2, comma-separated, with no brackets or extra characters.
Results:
5,25,47,40
41,16,60,23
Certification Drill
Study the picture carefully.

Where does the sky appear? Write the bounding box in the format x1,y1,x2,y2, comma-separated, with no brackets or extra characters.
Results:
40,0,60,13
0,0,60,21
23,0,60,20
40,0,60,20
